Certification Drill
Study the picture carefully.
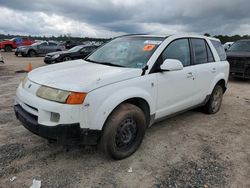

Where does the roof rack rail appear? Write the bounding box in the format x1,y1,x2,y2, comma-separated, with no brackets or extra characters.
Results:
114,33,149,38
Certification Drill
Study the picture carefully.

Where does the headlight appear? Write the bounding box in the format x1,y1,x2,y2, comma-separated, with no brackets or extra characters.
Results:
36,86,86,104
52,54,60,59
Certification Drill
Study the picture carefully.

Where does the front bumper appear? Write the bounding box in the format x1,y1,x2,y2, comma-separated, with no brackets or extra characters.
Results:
14,104,101,145
44,56,60,64
228,59,250,79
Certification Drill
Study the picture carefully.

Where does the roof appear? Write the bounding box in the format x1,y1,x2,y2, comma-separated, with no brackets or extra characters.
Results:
117,34,220,41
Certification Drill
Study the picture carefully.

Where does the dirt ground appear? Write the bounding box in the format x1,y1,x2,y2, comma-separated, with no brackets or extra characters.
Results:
0,52,249,188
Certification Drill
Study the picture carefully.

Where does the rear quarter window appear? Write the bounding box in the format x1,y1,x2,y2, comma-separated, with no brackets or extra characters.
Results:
211,40,227,61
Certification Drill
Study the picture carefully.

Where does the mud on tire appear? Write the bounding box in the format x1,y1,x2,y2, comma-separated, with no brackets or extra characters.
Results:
203,84,224,114
100,103,147,160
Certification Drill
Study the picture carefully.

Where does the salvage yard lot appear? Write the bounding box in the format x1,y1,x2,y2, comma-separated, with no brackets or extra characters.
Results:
0,53,249,187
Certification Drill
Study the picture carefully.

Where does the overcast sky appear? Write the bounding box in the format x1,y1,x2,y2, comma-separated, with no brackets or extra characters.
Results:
0,0,249,38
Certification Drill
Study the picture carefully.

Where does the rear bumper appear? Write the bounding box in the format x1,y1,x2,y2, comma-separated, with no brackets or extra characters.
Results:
14,104,101,145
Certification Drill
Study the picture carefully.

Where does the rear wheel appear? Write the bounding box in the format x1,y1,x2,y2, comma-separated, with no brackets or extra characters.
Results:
203,84,224,114
4,46,12,52
100,103,147,160
28,50,36,57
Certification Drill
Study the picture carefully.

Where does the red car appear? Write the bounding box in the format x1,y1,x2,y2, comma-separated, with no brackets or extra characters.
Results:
0,37,34,52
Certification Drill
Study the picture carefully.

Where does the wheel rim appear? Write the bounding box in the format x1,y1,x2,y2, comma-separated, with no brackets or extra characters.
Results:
30,51,35,57
6,46,12,52
115,118,137,150
211,87,223,112
63,57,71,61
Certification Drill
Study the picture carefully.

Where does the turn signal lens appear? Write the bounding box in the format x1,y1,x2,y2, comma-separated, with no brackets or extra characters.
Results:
66,92,87,104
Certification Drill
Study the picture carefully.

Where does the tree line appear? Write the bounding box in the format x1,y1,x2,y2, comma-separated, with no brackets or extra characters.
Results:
204,33,250,44
1,33,250,44
0,34,110,43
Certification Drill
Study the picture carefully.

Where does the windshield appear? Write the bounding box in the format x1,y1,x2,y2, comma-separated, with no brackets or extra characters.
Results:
228,41,250,52
31,42,44,46
85,37,164,68
68,46,83,53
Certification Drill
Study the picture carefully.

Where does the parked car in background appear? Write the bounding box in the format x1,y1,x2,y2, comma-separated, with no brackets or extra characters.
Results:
64,40,83,49
16,41,65,57
44,44,99,64
0,37,34,52
0,53,4,63
15,34,229,159
223,42,234,51
227,40,250,79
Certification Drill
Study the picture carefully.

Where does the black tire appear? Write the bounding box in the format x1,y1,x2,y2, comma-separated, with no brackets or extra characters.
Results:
63,56,71,61
100,103,147,160
4,45,12,52
203,84,224,114
28,50,36,57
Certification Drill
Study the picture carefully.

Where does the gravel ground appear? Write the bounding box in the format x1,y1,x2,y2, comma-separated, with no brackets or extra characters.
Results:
0,52,249,188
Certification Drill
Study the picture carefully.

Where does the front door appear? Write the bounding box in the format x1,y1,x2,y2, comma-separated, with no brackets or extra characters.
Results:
155,39,198,119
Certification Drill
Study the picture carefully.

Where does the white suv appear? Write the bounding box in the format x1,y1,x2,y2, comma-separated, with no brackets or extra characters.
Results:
14,35,229,159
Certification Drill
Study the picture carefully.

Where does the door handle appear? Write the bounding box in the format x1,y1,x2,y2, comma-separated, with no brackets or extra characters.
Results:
186,72,193,78
211,68,216,73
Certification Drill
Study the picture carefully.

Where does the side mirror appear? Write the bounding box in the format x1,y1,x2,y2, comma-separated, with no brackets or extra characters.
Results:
160,59,184,71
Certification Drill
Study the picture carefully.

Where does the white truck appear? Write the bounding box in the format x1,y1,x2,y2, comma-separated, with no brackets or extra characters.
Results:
14,34,229,159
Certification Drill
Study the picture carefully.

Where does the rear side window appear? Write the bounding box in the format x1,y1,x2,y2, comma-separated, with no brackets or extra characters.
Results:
211,40,226,61
206,43,214,62
191,39,207,64
49,42,57,46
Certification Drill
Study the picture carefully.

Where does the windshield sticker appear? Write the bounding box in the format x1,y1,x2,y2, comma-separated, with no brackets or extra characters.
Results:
144,40,162,45
143,44,156,51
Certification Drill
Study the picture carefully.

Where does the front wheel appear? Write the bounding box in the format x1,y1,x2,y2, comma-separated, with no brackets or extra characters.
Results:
100,103,147,160
203,85,224,114
63,56,71,61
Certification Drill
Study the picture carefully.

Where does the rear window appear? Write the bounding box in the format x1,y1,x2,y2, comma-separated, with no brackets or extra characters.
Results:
211,40,227,61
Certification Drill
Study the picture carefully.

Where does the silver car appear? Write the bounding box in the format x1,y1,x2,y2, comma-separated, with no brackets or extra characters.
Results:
16,41,66,57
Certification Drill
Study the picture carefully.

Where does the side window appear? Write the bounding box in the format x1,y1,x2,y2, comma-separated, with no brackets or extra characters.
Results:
191,39,208,64
49,42,57,46
83,47,92,52
162,39,191,67
206,43,214,62
211,40,227,61
40,42,47,46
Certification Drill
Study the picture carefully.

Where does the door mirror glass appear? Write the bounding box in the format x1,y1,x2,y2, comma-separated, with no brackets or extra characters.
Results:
160,59,184,71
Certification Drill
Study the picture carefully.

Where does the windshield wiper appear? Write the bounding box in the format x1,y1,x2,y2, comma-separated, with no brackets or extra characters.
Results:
85,59,125,67
98,62,125,67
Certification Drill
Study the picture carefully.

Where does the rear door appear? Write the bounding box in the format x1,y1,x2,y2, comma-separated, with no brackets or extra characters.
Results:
189,38,217,104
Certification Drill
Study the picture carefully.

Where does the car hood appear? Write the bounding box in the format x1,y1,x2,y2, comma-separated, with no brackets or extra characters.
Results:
28,59,142,92
227,51,250,58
